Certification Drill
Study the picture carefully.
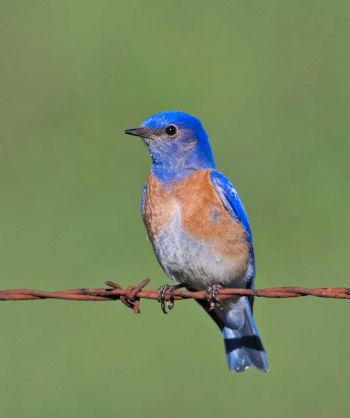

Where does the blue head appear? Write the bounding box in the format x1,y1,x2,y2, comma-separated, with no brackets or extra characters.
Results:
124,111,216,182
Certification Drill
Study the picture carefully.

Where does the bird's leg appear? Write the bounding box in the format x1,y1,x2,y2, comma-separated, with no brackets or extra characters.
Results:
157,284,183,314
206,284,223,310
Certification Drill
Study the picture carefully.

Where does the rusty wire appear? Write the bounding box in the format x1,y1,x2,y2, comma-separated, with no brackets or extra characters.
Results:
0,279,349,313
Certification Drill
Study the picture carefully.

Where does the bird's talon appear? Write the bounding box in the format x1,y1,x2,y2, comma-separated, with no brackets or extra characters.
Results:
157,284,178,314
157,285,169,314
207,284,222,310
166,286,175,310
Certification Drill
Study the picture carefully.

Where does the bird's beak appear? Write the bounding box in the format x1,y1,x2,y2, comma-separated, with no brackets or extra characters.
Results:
124,128,148,138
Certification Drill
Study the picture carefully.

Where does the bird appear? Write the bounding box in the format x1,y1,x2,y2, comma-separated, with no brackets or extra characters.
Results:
124,111,268,372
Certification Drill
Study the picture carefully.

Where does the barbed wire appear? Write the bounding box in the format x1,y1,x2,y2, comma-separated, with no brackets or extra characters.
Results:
0,279,349,313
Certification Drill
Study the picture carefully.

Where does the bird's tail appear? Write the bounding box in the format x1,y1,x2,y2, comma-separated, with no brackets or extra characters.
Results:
197,295,268,372
222,297,268,372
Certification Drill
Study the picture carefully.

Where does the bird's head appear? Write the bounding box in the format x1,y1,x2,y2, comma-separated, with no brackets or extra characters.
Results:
124,111,215,182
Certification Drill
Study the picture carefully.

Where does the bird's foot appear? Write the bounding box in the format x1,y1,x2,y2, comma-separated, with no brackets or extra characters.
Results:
207,284,222,310
157,284,182,314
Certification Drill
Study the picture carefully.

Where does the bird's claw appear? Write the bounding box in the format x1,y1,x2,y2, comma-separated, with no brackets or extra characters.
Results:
207,284,222,310
157,284,177,314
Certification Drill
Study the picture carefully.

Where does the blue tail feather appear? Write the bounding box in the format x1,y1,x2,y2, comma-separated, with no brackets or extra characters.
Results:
223,297,268,372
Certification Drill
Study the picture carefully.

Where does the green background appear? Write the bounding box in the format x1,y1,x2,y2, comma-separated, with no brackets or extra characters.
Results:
1,1,350,417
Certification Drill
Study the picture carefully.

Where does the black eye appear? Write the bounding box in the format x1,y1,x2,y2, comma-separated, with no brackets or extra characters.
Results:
165,125,177,136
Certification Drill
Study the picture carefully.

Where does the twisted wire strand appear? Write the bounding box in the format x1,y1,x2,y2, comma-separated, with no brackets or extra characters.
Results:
0,279,349,313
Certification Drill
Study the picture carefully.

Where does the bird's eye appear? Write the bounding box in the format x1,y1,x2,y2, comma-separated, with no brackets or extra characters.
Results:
165,125,177,136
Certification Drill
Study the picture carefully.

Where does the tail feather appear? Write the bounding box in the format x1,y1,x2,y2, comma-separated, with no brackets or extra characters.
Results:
197,295,268,372
223,297,268,372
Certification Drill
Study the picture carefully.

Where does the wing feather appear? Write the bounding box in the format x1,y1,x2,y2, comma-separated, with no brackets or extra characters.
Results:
210,170,255,287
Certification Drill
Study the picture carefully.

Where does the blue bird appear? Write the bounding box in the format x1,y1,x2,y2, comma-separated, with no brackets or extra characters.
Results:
125,111,268,372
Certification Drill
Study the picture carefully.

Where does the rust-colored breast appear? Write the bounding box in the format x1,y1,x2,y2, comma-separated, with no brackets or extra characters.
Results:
174,170,249,266
143,170,250,275
142,175,176,240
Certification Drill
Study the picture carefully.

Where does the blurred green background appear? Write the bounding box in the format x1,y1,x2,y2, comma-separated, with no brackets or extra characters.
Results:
1,1,350,417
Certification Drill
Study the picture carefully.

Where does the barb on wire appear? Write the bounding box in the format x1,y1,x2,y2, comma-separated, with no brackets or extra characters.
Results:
0,280,349,313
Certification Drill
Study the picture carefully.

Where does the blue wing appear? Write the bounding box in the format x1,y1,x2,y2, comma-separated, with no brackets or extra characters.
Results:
141,182,147,215
210,170,255,286
210,171,267,371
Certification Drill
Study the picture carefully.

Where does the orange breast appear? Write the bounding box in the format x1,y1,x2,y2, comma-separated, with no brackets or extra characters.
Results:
143,170,250,279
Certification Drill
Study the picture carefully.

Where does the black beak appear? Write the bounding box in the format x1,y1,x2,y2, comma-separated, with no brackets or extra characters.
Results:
124,128,147,137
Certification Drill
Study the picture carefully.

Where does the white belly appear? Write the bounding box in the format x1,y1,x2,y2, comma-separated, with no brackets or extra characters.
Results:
152,210,249,290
